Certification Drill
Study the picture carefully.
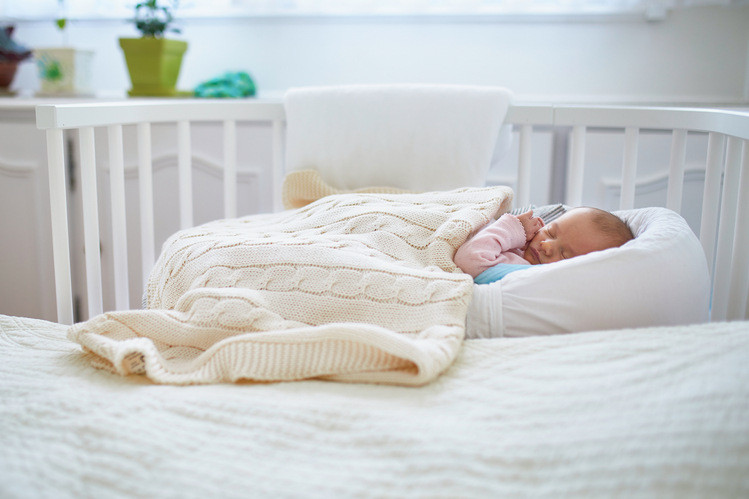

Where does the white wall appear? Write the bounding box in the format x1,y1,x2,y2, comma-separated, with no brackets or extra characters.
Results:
8,5,749,103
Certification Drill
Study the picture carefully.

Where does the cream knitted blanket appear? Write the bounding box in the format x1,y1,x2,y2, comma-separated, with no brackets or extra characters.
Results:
68,185,512,385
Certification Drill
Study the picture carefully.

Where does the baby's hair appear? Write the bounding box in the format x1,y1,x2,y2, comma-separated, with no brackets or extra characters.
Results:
579,207,634,248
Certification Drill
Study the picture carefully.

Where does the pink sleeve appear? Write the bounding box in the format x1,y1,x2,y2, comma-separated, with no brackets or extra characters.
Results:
453,214,527,278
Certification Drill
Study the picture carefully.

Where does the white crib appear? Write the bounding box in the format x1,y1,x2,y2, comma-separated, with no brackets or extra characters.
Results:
35,100,749,326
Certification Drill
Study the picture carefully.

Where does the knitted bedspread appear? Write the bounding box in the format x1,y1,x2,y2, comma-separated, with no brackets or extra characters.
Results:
68,185,512,385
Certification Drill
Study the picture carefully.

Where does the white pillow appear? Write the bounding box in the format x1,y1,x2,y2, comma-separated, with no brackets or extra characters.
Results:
466,207,711,338
284,85,513,191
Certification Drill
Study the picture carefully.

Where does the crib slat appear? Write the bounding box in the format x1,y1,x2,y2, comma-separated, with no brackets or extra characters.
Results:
565,125,586,206
666,129,687,213
619,127,639,210
699,132,726,274
177,120,193,229
79,127,103,318
272,119,285,212
711,137,743,321
137,123,155,288
516,125,532,208
727,140,749,320
46,129,74,325
107,125,130,311
223,120,237,218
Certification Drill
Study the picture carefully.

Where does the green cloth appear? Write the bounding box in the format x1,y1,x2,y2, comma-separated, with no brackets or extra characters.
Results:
194,72,256,98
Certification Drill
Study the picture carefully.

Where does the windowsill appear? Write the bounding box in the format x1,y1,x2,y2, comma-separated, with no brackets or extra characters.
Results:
1,90,746,114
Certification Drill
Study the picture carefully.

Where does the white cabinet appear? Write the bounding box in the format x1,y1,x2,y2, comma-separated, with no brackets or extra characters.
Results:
0,104,56,321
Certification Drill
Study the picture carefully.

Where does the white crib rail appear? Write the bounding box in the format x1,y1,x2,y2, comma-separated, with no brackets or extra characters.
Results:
36,101,749,325
37,101,285,325
553,105,749,322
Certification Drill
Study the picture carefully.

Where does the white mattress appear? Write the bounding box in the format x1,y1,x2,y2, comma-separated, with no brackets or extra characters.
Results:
2,314,748,497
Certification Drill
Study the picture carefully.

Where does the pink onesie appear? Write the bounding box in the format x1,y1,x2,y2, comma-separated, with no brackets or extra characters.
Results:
453,214,531,278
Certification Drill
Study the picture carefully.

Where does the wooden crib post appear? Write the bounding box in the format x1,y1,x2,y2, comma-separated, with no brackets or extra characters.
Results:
565,125,586,206
79,126,104,318
727,140,749,320
108,124,130,311
699,132,726,276
272,119,285,212
137,123,155,289
666,129,687,214
516,125,532,208
619,127,639,210
223,120,237,219
178,120,194,229
45,128,74,325
711,137,743,320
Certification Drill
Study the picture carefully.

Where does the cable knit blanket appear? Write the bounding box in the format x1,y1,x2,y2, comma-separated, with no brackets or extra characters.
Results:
69,185,512,385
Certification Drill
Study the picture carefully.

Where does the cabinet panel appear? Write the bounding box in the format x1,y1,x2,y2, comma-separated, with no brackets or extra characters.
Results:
0,120,56,321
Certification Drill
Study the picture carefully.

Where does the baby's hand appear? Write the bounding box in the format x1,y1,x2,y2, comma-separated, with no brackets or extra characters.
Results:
515,210,544,242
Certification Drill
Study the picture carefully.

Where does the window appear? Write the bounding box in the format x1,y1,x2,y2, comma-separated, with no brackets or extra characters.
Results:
0,0,743,21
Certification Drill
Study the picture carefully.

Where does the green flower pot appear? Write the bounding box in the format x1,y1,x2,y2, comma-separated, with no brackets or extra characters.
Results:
119,37,187,97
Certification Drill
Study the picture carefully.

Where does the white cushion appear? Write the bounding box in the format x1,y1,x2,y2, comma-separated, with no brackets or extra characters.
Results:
466,207,711,338
284,84,513,191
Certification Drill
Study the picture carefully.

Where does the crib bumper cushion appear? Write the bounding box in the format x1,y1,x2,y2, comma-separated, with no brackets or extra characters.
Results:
467,207,710,338
284,84,513,195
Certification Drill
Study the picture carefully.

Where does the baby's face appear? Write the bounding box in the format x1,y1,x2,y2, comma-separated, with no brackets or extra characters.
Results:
522,208,616,265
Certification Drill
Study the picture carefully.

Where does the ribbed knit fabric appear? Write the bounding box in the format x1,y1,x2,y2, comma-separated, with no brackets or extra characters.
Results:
282,169,414,209
68,184,513,385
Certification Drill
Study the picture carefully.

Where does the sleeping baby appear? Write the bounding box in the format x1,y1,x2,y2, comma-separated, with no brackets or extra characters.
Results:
454,207,634,284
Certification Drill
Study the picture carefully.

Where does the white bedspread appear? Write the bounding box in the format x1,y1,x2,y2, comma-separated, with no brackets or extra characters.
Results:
2,314,748,497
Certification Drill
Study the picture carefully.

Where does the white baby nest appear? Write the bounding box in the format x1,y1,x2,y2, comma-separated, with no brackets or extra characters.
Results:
467,205,710,338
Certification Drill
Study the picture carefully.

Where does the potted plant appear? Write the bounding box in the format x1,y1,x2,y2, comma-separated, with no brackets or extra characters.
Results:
34,1,95,96
0,25,32,95
119,0,188,97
